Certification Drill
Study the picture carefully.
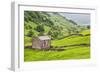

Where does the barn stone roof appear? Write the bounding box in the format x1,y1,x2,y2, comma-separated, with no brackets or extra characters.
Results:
38,36,51,40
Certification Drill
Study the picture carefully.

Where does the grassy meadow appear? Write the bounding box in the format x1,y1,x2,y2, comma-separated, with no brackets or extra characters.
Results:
24,11,90,62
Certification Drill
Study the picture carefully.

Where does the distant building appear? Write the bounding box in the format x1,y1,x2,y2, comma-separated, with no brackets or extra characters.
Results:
32,36,51,49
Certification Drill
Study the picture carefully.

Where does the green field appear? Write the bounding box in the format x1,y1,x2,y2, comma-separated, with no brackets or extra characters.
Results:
24,29,90,61
24,11,90,62
24,46,90,61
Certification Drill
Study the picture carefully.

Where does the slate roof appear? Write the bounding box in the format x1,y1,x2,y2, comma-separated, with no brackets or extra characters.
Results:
38,36,51,40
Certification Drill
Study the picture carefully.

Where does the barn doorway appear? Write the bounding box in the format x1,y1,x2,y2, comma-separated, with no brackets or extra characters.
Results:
41,40,48,49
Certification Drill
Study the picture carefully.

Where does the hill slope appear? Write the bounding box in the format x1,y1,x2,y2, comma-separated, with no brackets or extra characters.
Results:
24,11,88,39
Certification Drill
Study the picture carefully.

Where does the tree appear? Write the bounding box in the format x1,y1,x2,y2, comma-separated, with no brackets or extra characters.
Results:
35,24,44,32
53,31,59,38
48,31,52,35
27,30,34,37
87,25,90,29
69,20,78,25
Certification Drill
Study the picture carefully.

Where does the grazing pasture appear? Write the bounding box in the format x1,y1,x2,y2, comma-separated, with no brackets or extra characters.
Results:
24,30,90,61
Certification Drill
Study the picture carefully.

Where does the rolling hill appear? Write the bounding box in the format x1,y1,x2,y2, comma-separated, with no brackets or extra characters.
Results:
24,11,90,61
24,11,88,39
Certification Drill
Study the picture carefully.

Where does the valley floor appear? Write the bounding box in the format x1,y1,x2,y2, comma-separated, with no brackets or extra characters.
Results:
24,31,90,61
24,46,90,61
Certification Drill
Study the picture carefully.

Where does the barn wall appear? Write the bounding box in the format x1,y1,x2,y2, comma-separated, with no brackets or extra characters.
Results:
32,39,41,49
40,40,50,49
32,38,51,49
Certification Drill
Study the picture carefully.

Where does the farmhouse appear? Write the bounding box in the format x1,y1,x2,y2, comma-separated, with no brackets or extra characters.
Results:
32,36,51,49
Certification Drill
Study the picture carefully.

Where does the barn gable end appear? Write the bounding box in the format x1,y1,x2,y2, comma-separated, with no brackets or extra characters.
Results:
32,36,51,49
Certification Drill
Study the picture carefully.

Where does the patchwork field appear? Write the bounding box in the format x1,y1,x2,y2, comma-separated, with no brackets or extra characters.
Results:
24,29,90,61
24,11,90,62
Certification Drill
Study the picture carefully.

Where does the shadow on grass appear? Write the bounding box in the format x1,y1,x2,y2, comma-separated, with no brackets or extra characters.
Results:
24,43,90,52
24,46,65,51
40,49,65,51
51,43,90,48
51,34,90,40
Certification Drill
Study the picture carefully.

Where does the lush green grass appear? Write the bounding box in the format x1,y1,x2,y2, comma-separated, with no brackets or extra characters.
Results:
24,29,90,61
51,35,90,47
24,11,90,62
24,36,32,46
24,46,90,61
80,29,90,35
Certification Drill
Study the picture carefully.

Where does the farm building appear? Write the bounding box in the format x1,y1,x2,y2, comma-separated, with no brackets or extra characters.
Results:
32,36,51,49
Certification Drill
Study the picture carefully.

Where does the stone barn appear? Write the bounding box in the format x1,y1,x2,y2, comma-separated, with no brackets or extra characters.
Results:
32,36,51,49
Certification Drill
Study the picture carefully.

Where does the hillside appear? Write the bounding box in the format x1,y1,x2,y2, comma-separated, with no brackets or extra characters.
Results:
51,35,90,47
24,11,90,61
24,11,88,39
